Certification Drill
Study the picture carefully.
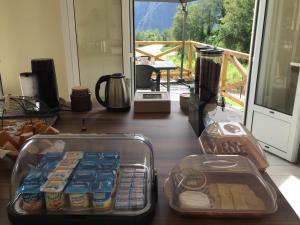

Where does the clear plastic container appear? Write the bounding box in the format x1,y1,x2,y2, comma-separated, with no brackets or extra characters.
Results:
199,122,269,172
164,154,277,217
7,134,157,225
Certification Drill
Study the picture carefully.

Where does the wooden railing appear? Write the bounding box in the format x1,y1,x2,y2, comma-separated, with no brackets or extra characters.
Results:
135,40,249,107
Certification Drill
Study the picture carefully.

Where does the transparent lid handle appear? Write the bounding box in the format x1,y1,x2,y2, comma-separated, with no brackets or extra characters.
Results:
164,178,172,200
203,159,238,169
267,181,278,205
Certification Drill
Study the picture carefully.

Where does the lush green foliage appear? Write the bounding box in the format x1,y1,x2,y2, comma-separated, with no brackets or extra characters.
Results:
135,0,255,53
136,30,163,41
172,0,224,46
172,0,255,52
218,0,255,52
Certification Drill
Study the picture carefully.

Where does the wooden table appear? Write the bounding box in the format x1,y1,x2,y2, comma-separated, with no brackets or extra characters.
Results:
152,61,177,92
0,101,299,224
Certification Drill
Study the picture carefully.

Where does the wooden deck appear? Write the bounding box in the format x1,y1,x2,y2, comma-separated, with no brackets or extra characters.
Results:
158,83,244,123
136,40,249,108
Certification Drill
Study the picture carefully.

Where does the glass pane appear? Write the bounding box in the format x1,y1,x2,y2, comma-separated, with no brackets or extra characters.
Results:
255,0,300,115
74,0,123,95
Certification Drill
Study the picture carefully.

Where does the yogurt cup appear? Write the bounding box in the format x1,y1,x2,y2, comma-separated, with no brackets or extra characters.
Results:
96,170,117,193
41,180,66,211
91,180,113,211
19,184,43,211
65,182,90,210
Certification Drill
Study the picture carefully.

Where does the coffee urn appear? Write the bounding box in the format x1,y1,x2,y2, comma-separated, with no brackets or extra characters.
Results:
189,48,223,136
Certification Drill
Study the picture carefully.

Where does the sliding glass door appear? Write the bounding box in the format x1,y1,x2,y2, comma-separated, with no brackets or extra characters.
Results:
254,0,300,115
63,0,134,96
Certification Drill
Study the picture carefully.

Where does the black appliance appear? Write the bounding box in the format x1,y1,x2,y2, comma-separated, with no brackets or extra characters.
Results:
189,49,224,137
31,59,60,110
0,73,3,97
188,93,207,137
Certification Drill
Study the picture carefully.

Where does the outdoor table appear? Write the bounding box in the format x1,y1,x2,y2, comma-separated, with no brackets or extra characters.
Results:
152,61,177,92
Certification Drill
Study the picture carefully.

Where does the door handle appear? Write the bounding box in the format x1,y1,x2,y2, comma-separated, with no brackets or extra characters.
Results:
290,62,300,68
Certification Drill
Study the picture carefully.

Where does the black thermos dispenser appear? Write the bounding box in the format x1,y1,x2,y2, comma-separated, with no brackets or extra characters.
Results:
31,59,60,109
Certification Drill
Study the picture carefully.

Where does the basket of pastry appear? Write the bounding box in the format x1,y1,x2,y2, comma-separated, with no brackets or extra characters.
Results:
199,122,269,172
0,119,59,161
164,155,277,217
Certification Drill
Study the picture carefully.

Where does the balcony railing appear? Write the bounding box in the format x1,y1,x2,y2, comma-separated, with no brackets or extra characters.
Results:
135,40,249,107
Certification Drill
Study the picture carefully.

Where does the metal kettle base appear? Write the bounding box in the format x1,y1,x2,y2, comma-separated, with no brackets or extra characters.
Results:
106,106,131,112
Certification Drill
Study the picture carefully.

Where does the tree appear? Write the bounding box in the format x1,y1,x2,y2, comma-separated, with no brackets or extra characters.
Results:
218,0,255,52
172,0,224,44
162,28,173,41
171,0,255,52
135,30,163,41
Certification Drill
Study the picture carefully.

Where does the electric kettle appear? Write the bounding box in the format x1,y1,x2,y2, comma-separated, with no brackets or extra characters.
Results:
95,73,130,111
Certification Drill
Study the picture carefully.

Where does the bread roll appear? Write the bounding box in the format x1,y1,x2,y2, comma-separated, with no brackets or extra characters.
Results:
208,183,266,210
179,191,211,209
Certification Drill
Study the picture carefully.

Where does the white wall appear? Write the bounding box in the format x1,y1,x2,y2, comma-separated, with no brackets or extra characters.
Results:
0,0,69,99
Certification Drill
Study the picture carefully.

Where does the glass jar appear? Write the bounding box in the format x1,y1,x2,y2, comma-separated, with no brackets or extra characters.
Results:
194,46,211,95
198,48,223,103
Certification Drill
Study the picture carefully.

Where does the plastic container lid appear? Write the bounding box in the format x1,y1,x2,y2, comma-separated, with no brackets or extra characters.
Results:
199,122,269,172
9,133,155,217
199,48,223,57
195,45,211,53
164,155,277,217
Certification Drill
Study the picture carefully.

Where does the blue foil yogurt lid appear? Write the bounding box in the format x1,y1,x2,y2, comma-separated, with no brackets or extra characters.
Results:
92,180,113,193
42,152,64,162
73,170,96,182
96,170,116,181
18,183,42,194
83,152,101,160
65,182,90,193
101,151,120,159
77,160,98,170
98,159,119,170
23,168,48,185
36,160,58,171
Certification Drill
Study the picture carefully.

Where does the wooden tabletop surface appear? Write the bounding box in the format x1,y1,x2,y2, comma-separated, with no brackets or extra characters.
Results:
0,101,299,224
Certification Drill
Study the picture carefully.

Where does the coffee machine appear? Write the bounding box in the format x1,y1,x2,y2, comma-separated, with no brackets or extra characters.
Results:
19,59,59,107
189,48,224,136
31,59,60,110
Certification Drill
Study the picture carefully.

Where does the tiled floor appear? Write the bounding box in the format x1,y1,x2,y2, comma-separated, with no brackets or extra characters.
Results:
265,152,300,218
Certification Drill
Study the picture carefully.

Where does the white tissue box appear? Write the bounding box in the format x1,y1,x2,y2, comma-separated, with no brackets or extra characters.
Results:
134,92,170,113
